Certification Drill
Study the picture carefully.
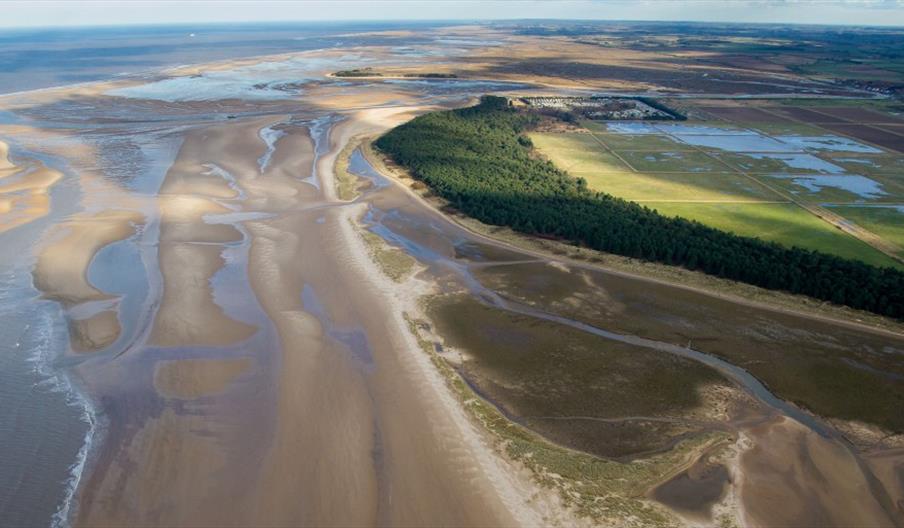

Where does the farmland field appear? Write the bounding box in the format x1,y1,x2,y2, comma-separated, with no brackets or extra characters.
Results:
531,133,780,202
650,202,893,265
530,110,904,269
828,206,904,258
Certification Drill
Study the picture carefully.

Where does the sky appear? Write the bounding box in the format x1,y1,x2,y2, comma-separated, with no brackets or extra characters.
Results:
2,0,904,29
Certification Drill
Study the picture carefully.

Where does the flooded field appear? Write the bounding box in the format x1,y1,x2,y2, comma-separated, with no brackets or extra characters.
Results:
0,23,902,528
533,115,904,267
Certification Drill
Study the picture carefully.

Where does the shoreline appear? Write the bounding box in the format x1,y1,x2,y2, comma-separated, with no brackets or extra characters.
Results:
331,108,554,525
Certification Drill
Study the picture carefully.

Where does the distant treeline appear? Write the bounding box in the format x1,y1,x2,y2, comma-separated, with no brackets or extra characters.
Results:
375,96,904,318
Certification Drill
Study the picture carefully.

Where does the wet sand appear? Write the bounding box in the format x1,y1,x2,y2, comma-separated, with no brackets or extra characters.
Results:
0,141,63,234
60,98,539,526
0,38,901,528
740,417,897,527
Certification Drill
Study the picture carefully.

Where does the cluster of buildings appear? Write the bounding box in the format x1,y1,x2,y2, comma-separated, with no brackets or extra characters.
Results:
520,96,678,120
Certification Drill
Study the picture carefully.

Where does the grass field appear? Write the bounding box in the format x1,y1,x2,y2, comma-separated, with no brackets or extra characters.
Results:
651,202,894,266
616,150,728,173
531,133,779,201
530,122,902,268
828,206,904,258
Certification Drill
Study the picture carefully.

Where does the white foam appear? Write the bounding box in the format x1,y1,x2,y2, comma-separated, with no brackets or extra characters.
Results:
22,309,99,528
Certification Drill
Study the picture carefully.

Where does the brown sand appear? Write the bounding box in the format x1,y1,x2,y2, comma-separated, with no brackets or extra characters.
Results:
31,209,143,353
739,417,897,527
154,358,252,400
0,140,14,172
150,242,257,347
69,310,121,353
74,99,538,526
0,141,64,233
33,210,143,306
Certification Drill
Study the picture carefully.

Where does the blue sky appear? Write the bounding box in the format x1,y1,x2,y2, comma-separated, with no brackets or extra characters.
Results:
3,1,904,28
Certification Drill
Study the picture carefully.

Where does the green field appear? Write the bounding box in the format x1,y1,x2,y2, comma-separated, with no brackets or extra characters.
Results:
531,129,901,268
531,132,778,202
651,202,894,266
616,150,728,173
714,152,831,174
829,206,904,258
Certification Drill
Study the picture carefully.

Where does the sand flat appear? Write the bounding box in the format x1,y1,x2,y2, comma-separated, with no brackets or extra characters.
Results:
0,145,63,233
740,417,896,527
154,358,252,400
150,242,257,347
33,209,143,306
69,310,121,353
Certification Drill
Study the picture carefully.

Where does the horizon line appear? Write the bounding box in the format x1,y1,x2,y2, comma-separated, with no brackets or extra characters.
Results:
2,17,904,31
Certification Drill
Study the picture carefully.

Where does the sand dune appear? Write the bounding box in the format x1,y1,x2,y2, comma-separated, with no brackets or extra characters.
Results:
0,140,14,172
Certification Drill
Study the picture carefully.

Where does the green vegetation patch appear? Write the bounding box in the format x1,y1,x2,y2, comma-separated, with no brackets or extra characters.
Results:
358,227,416,282
529,132,630,177
531,133,780,201
650,202,894,266
335,138,363,200
334,68,382,77
375,96,904,318
615,150,733,174
402,72,458,78
824,154,904,177
830,206,904,258
601,172,780,203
